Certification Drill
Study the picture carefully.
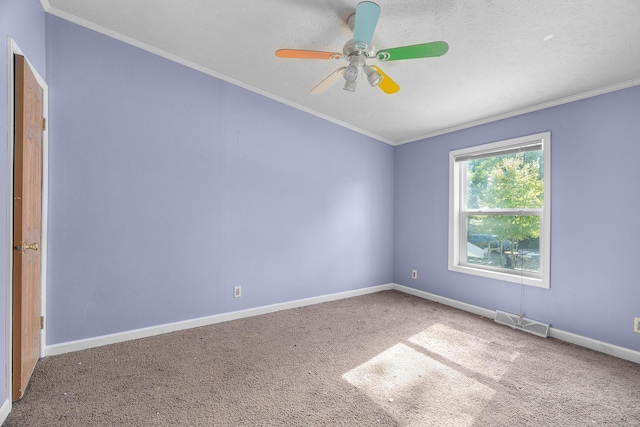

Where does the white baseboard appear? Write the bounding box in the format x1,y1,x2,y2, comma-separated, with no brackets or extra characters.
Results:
547,328,640,364
44,282,640,364
45,283,394,357
392,284,496,318
391,283,640,365
0,398,11,425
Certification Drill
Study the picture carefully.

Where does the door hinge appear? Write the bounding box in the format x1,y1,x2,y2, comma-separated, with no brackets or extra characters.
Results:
40,316,44,330
42,117,46,131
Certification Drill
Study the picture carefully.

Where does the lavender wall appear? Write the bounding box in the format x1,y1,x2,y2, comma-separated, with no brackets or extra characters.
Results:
0,0,46,406
394,85,640,351
45,16,394,345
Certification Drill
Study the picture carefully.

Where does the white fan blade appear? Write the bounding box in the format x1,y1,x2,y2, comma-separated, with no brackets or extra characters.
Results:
311,67,346,95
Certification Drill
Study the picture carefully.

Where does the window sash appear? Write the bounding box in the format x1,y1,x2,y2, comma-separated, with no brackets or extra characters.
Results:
454,142,542,163
463,209,542,215
460,257,541,279
459,211,542,278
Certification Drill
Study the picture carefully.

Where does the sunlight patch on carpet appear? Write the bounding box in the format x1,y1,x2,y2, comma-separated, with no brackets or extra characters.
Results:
409,323,520,381
342,343,495,426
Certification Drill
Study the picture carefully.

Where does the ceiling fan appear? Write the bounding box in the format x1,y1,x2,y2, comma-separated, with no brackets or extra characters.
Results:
275,1,449,95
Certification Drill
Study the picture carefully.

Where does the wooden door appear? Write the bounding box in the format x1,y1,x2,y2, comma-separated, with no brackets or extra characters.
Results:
12,54,44,400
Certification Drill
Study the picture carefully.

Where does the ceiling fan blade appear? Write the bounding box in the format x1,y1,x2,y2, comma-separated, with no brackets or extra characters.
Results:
310,67,346,95
371,66,400,94
353,1,381,51
377,41,449,61
275,49,342,60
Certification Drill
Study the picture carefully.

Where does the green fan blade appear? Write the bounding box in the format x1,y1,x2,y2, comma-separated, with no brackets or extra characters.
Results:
377,41,449,61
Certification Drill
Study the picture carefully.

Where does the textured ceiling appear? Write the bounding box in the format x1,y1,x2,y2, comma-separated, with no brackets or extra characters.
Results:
43,0,640,145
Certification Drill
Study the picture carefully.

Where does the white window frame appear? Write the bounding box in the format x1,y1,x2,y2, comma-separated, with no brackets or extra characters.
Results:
448,132,551,289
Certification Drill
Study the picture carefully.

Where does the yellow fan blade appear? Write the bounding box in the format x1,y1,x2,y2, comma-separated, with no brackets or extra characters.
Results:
275,49,342,60
371,66,400,94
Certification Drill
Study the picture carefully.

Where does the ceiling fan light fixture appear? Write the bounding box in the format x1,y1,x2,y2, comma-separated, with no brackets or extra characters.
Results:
343,79,357,92
343,64,359,92
363,64,383,87
343,64,359,81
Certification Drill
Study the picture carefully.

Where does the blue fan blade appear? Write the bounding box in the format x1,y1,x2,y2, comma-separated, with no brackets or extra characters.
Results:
353,1,380,51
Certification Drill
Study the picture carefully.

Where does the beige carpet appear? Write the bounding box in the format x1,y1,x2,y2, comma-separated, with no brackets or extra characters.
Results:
6,290,640,426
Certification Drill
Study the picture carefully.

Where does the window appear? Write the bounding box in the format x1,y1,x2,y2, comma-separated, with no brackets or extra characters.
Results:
449,132,551,288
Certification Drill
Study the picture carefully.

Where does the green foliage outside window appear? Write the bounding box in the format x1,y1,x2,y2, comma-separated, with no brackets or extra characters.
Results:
466,151,543,270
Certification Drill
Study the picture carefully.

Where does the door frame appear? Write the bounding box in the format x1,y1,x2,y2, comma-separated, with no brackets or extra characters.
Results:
5,38,49,401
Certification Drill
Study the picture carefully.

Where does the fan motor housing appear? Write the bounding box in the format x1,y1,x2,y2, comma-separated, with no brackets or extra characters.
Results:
343,39,376,59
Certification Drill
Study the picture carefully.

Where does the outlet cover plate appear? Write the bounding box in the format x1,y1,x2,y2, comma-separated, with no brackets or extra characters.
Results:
233,286,241,298
411,270,418,280
635,317,640,334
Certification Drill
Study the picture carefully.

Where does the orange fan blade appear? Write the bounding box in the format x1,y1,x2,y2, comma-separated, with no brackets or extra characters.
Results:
371,66,400,94
311,67,346,95
276,49,342,60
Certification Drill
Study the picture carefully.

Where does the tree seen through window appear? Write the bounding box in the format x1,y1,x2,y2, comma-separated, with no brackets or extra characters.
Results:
465,150,543,273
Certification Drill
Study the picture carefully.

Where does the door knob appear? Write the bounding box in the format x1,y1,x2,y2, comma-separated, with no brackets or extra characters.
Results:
15,242,38,253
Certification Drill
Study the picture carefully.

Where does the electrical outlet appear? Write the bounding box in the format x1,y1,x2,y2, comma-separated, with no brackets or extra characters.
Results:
411,270,418,280
634,317,640,334
233,286,242,298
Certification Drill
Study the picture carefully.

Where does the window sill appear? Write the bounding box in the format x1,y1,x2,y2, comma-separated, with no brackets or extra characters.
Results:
448,264,549,289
